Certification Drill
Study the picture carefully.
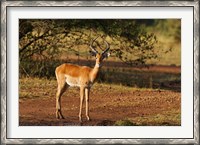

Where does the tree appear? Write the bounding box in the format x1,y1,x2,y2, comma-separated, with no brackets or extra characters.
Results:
19,19,158,65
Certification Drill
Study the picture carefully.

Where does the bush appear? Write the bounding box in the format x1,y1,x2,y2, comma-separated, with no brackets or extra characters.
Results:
20,59,61,79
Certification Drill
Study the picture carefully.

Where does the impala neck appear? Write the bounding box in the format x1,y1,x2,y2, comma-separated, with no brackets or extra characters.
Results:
90,61,101,83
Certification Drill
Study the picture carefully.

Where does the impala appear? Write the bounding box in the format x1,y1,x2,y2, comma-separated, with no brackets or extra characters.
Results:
55,36,110,122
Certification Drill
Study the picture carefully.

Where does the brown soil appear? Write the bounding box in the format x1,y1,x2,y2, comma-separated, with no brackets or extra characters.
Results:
19,89,181,126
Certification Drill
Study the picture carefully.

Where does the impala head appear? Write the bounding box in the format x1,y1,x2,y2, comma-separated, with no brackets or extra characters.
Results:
89,36,110,67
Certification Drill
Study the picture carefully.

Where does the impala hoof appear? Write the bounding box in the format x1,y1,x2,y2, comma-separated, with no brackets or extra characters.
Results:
86,116,90,121
79,117,82,122
56,114,65,119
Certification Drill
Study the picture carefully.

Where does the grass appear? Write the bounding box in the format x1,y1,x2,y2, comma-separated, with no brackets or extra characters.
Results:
19,77,138,99
19,77,57,99
130,112,181,126
114,109,181,126
114,119,136,126
98,67,181,91
114,113,180,126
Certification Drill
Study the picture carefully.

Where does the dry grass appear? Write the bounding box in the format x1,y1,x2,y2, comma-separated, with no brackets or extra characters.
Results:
19,77,137,99
19,77,57,99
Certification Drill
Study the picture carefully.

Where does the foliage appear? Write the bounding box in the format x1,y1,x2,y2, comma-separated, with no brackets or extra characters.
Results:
19,59,61,78
153,19,181,42
19,19,181,78
19,19,158,65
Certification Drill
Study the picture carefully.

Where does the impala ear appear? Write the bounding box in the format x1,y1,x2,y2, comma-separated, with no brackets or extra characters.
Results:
102,52,110,60
106,52,111,58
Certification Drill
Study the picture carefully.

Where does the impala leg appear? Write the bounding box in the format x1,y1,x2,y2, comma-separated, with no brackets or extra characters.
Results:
79,87,85,122
56,88,61,119
56,85,67,119
56,76,67,119
85,88,90,121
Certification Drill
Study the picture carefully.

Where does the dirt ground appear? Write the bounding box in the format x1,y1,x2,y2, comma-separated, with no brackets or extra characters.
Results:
19,87,181,126
19,65,181,126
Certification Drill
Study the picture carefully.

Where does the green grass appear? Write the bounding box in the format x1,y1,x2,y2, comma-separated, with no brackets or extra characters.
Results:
114,110,181,126
114,119,136,126
131,113,181,126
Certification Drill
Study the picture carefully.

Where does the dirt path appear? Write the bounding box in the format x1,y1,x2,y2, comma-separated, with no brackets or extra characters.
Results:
19,88,181,126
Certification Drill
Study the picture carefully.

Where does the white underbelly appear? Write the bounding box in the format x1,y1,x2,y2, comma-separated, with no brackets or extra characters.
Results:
65,75,80,87
65,75,93,87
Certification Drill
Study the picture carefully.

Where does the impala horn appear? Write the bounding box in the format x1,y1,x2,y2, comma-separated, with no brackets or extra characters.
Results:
102,39,110,55
90,36,99,54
